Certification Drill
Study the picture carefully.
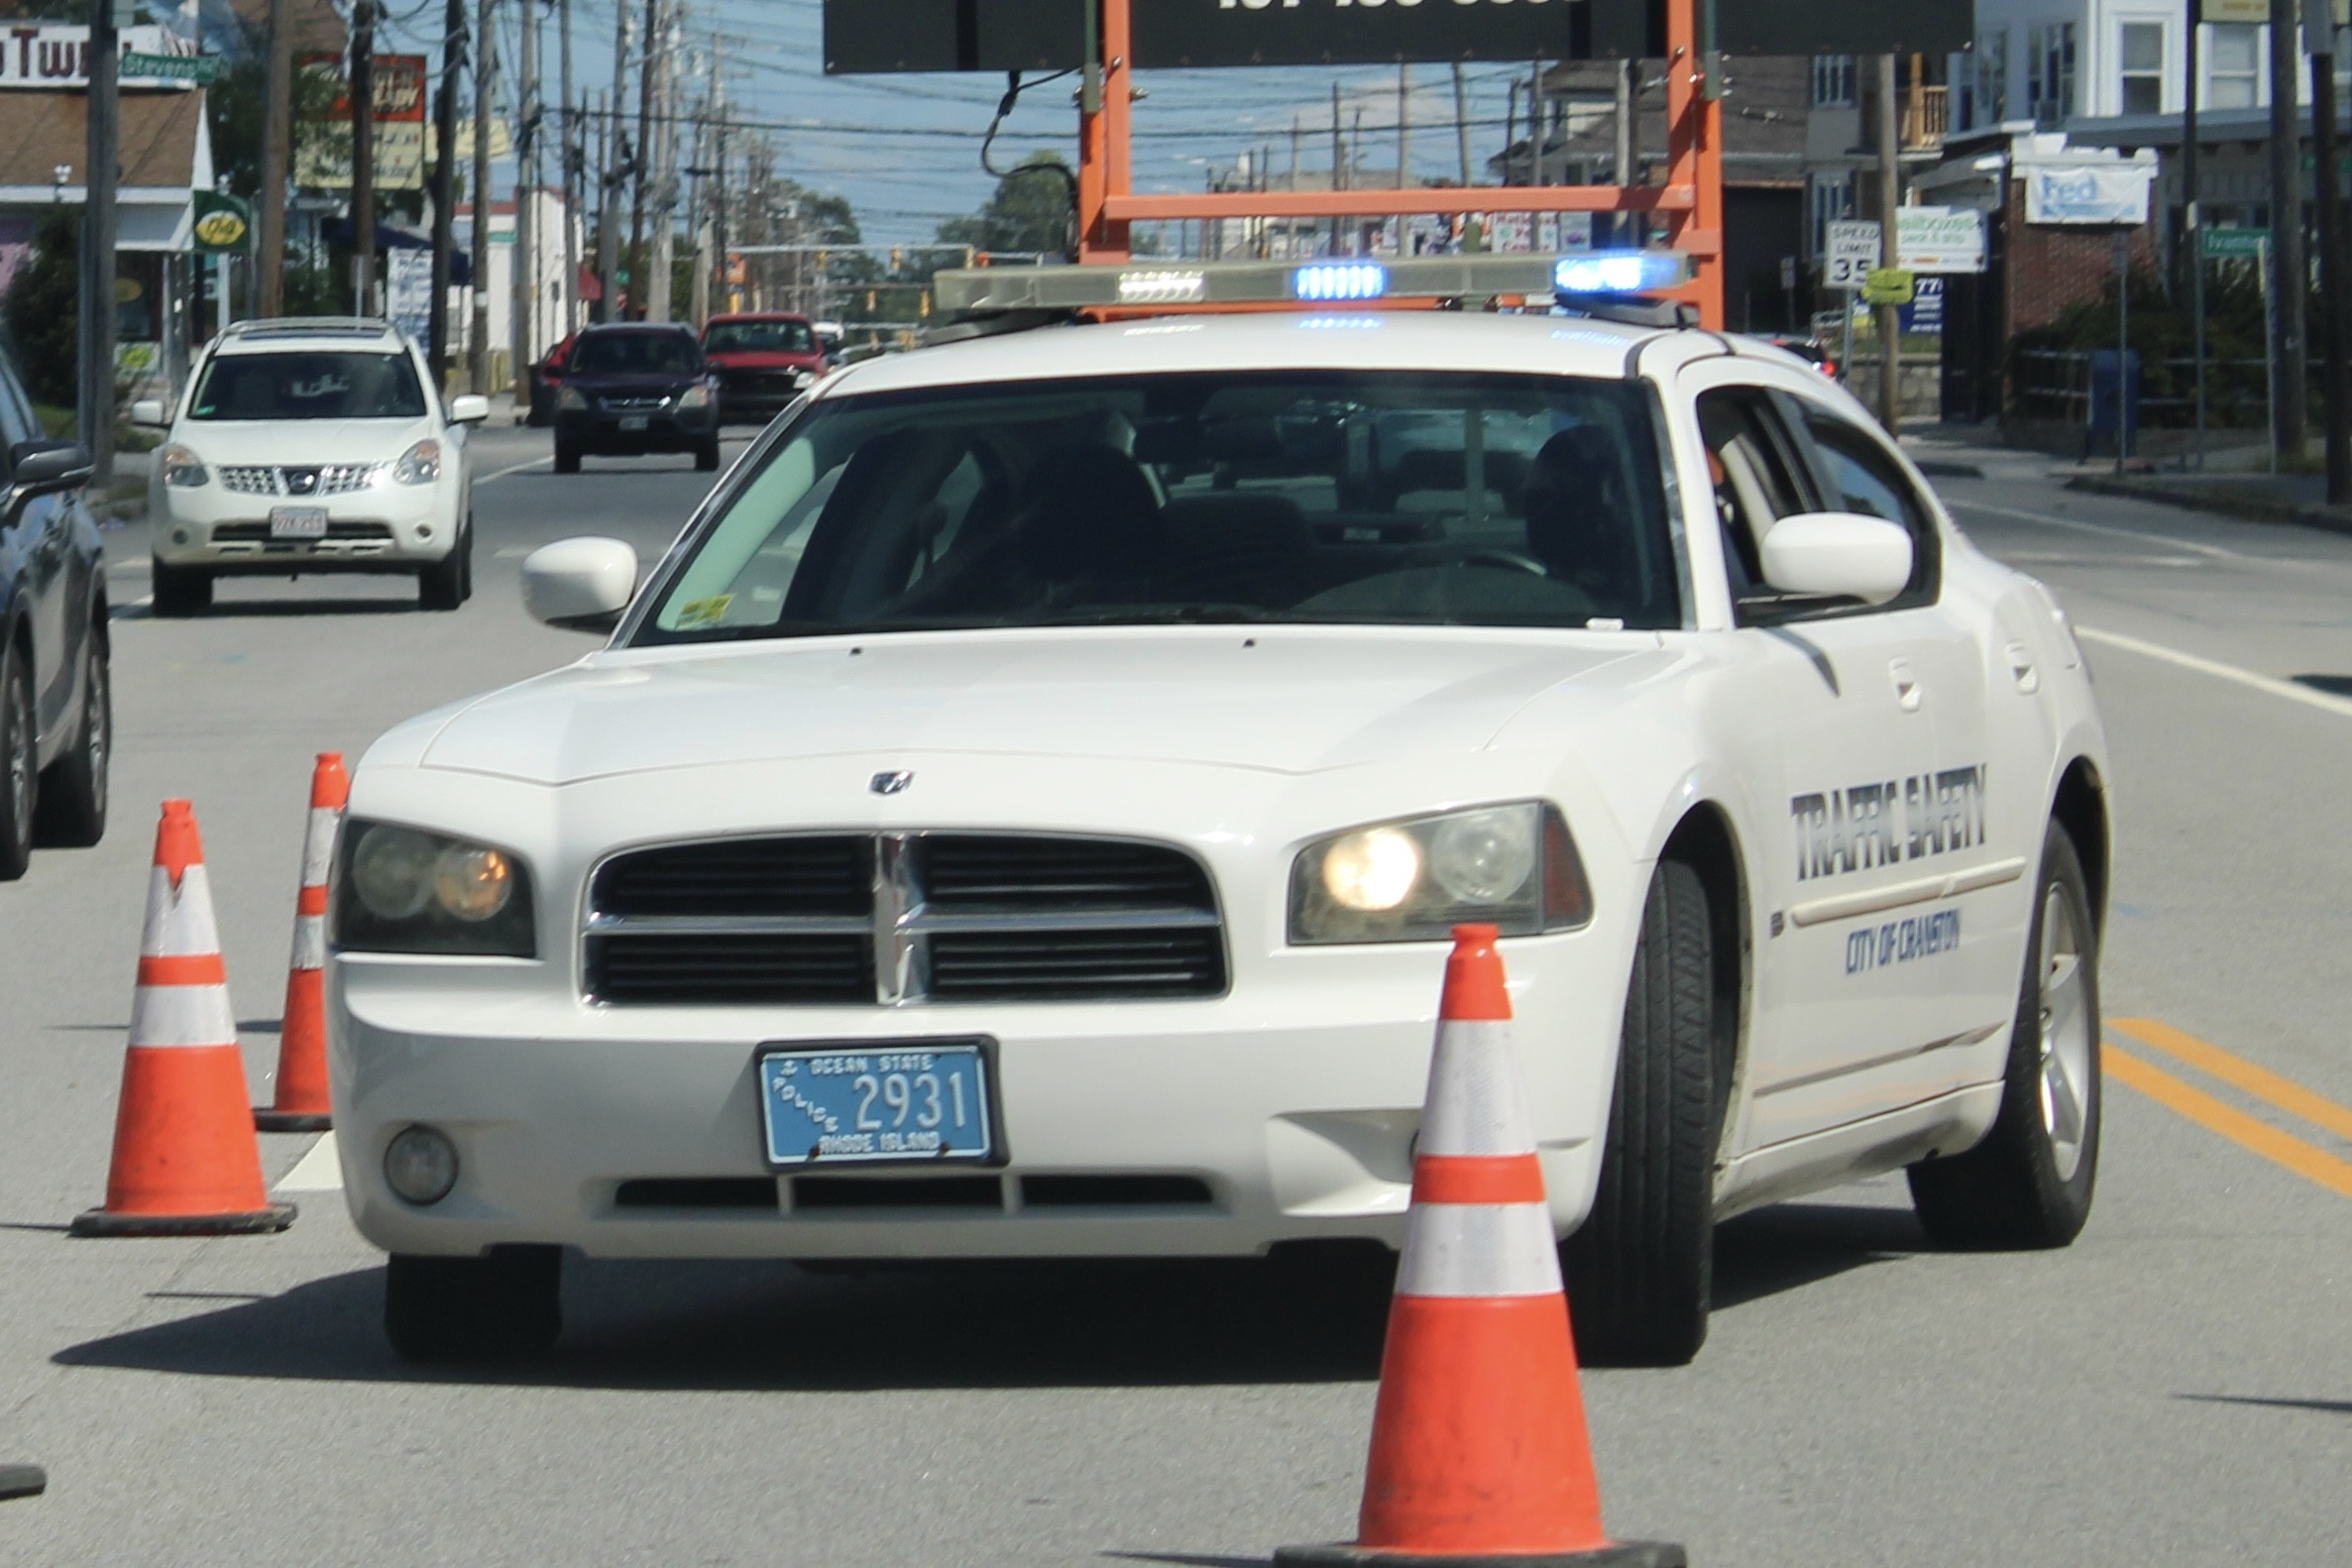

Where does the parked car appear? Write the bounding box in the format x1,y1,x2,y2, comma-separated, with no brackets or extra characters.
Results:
0,347,108,880
133,317,486,615
700,312,828,425
552,324,722,472
526,332,577,427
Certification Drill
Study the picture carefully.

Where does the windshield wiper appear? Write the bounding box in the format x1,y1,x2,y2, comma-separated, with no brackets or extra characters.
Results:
1028,606,1278,627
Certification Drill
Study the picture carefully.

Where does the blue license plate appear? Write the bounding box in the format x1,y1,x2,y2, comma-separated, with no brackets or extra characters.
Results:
757,1040,997,1167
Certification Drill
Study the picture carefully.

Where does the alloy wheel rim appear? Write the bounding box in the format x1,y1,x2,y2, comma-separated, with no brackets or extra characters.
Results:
2035,885,2093,1181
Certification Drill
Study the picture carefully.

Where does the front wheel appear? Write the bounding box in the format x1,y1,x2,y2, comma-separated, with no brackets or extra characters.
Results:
34,636,107,848
384,1247,562,1362
150,559,211,616
418,528,472,612
0,643,35,881
694,436,721,472
1908,821,2100,1249
552,440,581,475
1561,858,1722,1367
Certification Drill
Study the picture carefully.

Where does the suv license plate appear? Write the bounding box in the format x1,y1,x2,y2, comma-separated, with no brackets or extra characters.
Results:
757,1040,997,1168
268,505,329,539
617,414,649,431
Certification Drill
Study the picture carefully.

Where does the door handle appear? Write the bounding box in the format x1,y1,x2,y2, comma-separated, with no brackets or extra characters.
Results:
2005,641,2040,694
1888,658,1923,714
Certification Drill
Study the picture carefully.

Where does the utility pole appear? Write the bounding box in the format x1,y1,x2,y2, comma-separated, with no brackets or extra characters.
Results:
2187,0,2206,467
559,0,578,334
429,0,466,386
1395,63,1409,255
2270,0,2309,455
469,0,496,393
600,0,630,317
1528,56,1545,188
1876,53,1903,435
629,0,659,319
1451,62,1472,187
2307,0,2350,499
351,0,377,316
646,1,676,323
1329,80,1344,256
257,0,292,316
78,0,118,488
512,0,537,397
1615,57,1637,247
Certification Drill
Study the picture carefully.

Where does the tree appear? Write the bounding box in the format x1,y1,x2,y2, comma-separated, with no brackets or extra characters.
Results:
936,154,1075,261
2,209,81,409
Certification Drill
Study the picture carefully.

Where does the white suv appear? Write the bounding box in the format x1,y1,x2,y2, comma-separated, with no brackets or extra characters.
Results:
134,318,486,616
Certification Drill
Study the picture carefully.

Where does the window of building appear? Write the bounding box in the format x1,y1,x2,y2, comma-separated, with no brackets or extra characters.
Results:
2120,22,2165,115
1811,55,1856,107
1807,170,1855,256
1975,30,2010,126
2207,24,2260,109
2027,23,2078,125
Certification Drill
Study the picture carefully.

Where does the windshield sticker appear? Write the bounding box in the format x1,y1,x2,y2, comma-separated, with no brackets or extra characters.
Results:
1846,910,1962,974
288,372,353,400
673,595,734,628
1792,765,1986,882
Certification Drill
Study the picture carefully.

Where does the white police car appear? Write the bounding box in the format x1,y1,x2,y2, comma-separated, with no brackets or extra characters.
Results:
329,254,2109,1366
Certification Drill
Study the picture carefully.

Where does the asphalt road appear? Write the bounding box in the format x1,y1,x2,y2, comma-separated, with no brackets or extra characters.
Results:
2,429,2349,1566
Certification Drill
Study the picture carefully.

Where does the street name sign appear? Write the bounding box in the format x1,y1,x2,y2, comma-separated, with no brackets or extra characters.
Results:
2202,227,2270,259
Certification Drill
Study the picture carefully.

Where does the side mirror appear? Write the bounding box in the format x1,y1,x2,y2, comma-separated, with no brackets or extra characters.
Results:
128,398,169,428
1757,512,1914,607
448,393,492,424
7,440,94,507
522,536,638,633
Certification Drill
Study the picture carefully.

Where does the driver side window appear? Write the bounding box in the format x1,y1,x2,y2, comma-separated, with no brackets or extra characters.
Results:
1787,401,1942,611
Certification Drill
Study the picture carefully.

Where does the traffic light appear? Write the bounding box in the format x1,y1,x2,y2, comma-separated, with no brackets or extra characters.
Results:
890,246,903,272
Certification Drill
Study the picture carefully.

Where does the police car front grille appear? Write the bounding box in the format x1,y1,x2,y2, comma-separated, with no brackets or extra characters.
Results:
584,834,1225,1005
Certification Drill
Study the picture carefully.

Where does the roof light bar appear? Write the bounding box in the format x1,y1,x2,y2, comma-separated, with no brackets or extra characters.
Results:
934,253,1573,317
1117,269,1206,305
1291,262,1389,302
1552,250,1693,295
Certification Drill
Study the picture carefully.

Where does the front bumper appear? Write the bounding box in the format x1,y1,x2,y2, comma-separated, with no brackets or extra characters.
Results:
556,403,718,453
150,477,459,569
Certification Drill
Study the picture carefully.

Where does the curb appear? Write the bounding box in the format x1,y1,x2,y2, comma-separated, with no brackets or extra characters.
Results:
1912,459,1986,479
2065,473,2352,537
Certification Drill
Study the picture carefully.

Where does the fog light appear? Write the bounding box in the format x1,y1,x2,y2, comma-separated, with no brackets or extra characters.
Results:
170,528,190,545
415,523,434,540
383,1124,459,1205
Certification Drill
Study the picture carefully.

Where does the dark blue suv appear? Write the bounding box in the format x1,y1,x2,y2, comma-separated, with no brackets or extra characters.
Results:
551,324,723,473
0,349,108,880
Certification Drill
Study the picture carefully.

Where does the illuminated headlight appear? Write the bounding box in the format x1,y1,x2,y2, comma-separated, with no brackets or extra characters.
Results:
1289,803,1591,945
392,438,440,485
678,383,712,409
160,443,209,488
556,385,588,410
383,1125,459,1205
333,820,536,956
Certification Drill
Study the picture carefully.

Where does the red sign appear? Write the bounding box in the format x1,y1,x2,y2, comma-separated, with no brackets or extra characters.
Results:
297,52,427,122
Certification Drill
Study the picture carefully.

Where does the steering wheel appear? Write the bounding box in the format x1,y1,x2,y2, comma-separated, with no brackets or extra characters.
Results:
1459,550,1551,578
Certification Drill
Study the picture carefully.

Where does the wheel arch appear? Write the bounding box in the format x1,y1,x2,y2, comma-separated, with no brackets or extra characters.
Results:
2050,756,2109,939
1657,801,1749,1153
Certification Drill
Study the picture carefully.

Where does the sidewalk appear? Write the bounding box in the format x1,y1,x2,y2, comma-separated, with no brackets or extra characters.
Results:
1895,422,2066,482
2062,448,2352,536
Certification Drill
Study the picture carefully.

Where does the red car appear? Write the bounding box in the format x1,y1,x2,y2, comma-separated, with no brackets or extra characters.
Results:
700,312,830,425
527,332,577,427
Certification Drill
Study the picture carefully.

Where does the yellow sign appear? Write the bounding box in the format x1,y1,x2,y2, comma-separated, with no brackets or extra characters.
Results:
2199,0,2271,20
1861,268,1916,305
193,208,248,248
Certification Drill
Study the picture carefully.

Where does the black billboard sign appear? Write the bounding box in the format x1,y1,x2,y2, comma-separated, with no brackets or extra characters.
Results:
824,0,1971,75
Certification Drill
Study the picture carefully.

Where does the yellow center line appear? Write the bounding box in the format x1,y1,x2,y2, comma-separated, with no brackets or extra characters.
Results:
2102,1044,2352,1202
2110,1017,2352,1144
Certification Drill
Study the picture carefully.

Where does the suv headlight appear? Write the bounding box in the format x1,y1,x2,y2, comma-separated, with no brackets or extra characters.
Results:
333,820,536,956
160,443,209,488
1288,803,1591,945
392,439,441,485
677,383,712,409
557,385,588,410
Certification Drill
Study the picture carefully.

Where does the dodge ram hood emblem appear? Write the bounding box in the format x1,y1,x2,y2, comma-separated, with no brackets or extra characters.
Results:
870,770,914,796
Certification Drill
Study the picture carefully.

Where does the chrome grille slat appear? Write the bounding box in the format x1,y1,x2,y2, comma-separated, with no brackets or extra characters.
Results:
217,463,385,497
585,834,1226,1005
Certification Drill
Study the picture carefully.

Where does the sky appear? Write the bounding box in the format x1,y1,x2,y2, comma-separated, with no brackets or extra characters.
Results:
361,0,1547,247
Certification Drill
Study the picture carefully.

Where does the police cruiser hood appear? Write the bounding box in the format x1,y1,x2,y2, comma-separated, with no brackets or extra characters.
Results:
389,629,1655,784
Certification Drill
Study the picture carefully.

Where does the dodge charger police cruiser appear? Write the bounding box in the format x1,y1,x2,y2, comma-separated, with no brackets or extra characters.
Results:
328,253,2109,1367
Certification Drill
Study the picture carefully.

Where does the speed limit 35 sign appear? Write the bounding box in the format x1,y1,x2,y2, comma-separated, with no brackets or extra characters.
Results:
1824,220,1881,290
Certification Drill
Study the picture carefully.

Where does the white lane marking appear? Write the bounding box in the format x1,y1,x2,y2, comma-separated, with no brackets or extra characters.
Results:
495,546,532,559
107,559,152,575
2075,625,2352,721
1948,501,2244,561
275,1131,344,1193
478,454,552,484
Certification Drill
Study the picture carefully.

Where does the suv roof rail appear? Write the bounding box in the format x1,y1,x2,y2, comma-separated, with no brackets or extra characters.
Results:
220,317,396,340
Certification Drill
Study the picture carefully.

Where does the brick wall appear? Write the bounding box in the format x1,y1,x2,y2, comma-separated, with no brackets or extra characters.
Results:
2002,181,2160,335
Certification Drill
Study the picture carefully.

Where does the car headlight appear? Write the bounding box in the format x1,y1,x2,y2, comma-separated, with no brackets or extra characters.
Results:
160,443,209,488
333,820,536,956
678,383,712,409
556,385,587,410
392,439,440,485
1288,803,1591,945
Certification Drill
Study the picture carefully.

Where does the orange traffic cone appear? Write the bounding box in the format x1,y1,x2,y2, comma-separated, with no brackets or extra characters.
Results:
72,802,297,1238
256,753,347,1132
1278,926,1683,1568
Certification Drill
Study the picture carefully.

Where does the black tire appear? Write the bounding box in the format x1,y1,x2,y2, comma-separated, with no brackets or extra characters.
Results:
33,633,107,848
418,527,472,612
1561,858,1722,1367
694,436,721,472
0,641,34,881
1908,823,2100,1249
552,441,581,475
150,558,211,616
384,1247,562,1362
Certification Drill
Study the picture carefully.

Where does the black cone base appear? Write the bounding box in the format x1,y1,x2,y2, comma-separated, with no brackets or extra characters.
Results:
254,1109,332,1133
1276,1542,1686,1568
70,1203,298,1238
0,1464,46,1502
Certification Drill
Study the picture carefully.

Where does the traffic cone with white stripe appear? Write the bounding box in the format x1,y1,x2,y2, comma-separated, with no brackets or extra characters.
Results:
256,753,346,1132
1278,926,1683,1568
72,801,296,1237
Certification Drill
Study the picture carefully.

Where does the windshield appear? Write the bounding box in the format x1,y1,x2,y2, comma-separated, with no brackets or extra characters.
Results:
573,333,701,376
189,351,426,421
706,319,817,355
637,370,1680,644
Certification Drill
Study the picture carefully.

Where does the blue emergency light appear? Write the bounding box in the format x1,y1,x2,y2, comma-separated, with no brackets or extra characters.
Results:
1291,262,1390,302
1552,251,1689,295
